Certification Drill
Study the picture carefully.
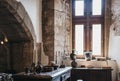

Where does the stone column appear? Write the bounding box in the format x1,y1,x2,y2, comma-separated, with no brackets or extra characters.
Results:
42,0,72,64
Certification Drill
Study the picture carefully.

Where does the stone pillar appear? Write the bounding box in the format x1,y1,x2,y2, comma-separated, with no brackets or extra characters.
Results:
104,0,112,57
33,43,41,64
42,0,72,64
54,0,72,64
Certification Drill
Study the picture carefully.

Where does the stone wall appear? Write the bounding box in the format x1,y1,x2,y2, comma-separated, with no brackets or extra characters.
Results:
111,0,120,35
42,0,54,62
54,0,71,64
104,0,112,57
42,0,72,64
0,45,10,72
0,0,36,73
12,42,33,72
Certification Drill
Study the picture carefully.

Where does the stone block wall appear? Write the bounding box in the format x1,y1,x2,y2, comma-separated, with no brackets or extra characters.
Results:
42,0,72,64
54,0,71,64
12,42,33,72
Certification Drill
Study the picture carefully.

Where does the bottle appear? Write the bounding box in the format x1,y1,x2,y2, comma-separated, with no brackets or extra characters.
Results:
70,50,76,60
35,61,42,73
30,62,35,73
60,61,65,68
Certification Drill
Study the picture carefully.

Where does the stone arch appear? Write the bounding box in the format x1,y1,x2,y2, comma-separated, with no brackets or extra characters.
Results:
0,0,36,72
2,0,36,42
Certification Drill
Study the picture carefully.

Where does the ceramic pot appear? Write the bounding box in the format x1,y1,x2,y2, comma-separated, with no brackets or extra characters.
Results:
71,60,77,68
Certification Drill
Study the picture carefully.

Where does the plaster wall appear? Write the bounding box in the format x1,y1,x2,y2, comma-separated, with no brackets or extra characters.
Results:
17,0,42,42
109,33,120,71
109,0,120,71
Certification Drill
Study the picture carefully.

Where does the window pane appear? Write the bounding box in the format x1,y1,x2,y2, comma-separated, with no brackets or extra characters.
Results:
92,24,101,55
75,0,84,16
75,25,84,55
92,0,102,15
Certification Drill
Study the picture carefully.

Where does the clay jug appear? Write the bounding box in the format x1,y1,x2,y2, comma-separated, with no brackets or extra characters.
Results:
71,60,78,68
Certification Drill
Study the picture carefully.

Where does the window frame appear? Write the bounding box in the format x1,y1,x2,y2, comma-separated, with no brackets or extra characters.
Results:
72,0,105,58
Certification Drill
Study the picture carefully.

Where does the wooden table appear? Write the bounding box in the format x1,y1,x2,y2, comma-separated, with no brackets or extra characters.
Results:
71,68,112,81
12,67,72,81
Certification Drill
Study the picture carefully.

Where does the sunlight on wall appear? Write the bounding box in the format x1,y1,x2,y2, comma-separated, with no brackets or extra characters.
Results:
17,0,42,43
109,35,120,71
